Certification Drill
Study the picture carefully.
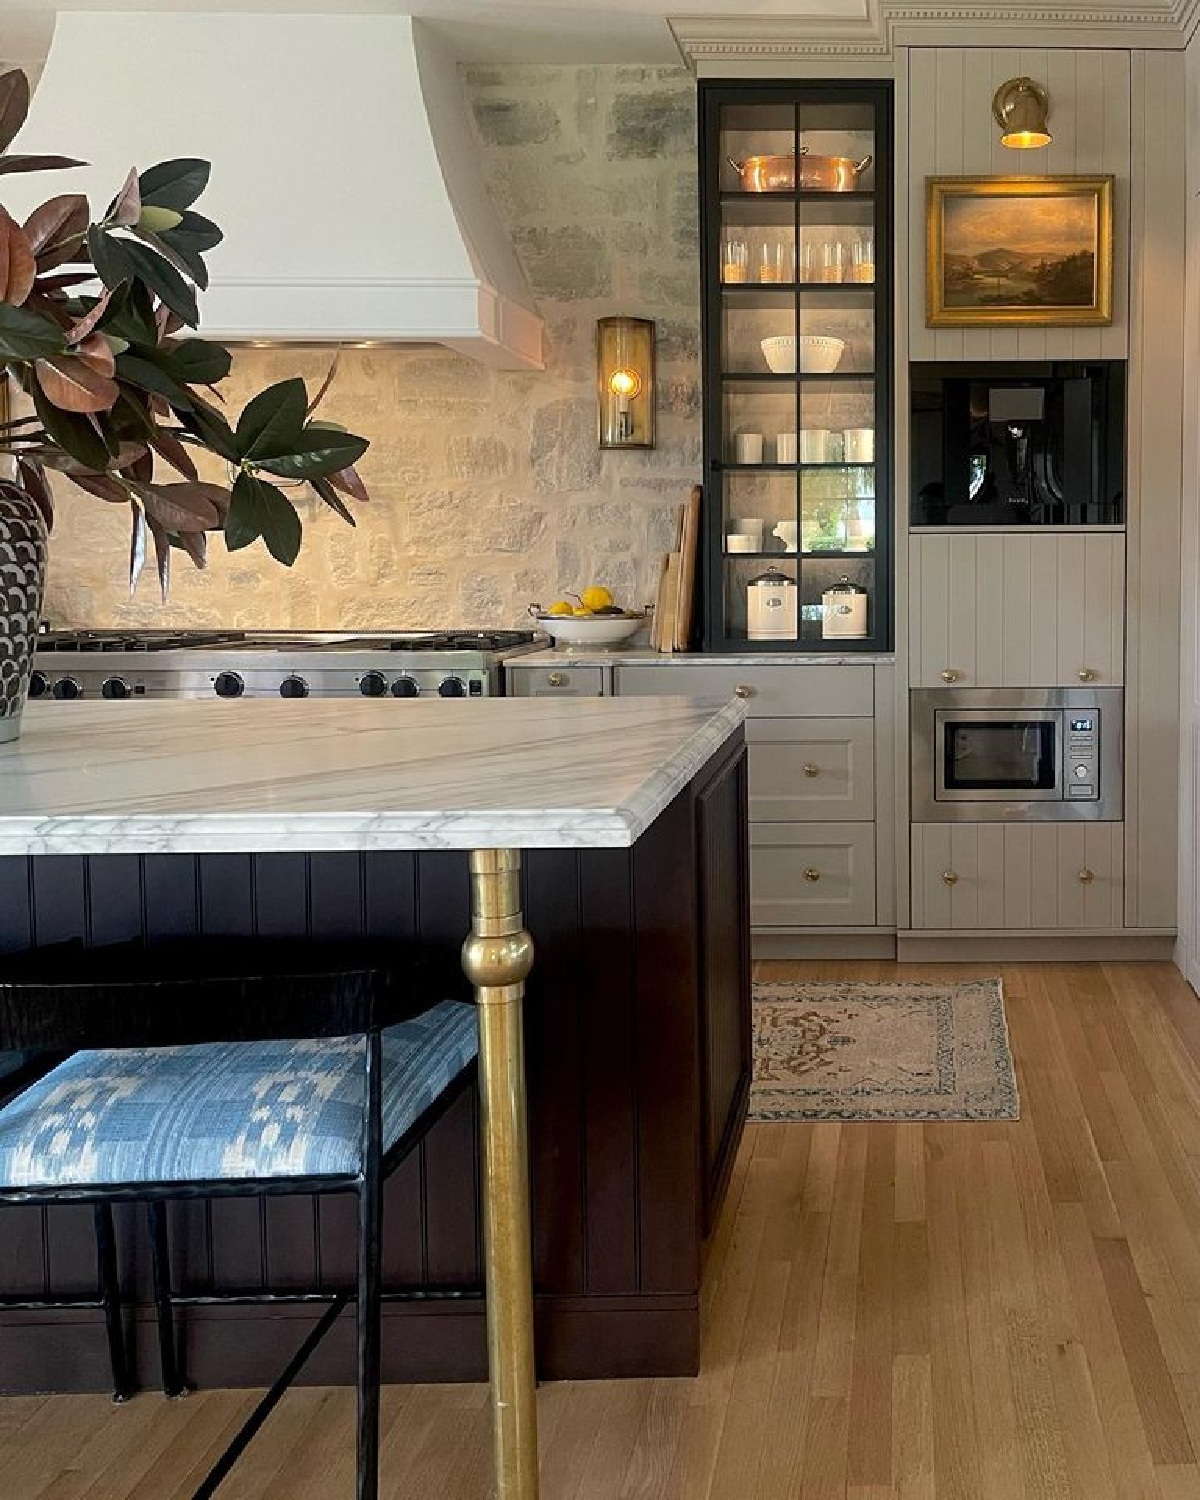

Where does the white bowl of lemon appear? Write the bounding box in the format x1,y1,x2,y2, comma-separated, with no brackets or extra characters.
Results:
532,588,645,650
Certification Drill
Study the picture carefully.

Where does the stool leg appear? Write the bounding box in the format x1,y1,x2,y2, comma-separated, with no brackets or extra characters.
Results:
356,1029,384,1500
149,1202,189,1398
93,1204,133,1404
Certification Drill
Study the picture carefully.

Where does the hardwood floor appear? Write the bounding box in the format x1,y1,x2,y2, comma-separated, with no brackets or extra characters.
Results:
7,960,1200,1499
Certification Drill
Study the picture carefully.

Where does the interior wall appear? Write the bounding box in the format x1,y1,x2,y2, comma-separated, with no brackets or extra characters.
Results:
907,48,1131,362
40,64,702,630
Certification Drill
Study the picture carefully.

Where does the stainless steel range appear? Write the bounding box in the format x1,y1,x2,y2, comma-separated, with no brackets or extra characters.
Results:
30,630,545,702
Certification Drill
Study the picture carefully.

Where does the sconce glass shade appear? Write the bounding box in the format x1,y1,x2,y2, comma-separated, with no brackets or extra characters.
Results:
597,317,655,448
992,77,1052,149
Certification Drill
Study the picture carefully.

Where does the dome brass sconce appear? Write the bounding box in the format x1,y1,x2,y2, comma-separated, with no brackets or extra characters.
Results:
992,77,1052,149
597,317,656,448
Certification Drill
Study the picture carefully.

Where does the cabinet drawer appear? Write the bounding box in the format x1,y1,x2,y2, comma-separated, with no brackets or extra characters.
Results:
614,664,873,717
505,665,605,697
750,823,876,928
911,822,1124,930
747,718,874,821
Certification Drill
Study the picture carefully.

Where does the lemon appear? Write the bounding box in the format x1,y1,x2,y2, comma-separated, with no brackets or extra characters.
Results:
545,600,574,617
580,585,614,611
572,606,595,617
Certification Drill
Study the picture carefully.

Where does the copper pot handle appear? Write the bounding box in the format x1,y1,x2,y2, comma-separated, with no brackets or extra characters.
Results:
727,156,745,175
854,155,873,176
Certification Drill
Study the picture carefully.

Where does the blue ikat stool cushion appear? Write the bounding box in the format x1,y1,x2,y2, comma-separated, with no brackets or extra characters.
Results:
0,1000,477,1190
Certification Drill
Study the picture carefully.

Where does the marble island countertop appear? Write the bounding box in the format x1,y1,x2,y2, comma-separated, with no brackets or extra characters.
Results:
0,696,746,857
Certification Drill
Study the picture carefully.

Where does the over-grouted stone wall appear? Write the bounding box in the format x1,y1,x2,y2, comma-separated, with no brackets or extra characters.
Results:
43,65,701,630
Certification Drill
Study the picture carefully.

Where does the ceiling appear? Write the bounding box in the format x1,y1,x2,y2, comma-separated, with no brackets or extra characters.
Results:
2,0,1191,73
3,0,861,68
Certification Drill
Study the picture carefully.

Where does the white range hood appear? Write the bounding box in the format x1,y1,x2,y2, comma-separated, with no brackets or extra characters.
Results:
11,11,544,368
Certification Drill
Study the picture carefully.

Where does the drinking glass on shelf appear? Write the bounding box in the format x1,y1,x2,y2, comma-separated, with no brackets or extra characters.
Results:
820,242,844,284
758,241,787,283
849,238,875,284
723,237,749,283
798,240,818,283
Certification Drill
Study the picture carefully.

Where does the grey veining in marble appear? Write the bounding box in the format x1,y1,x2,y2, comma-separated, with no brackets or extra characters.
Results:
511,649,897,668
0,697,746,856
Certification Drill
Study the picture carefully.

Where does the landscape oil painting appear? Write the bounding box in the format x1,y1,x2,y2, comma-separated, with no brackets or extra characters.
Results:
926,176,1113,328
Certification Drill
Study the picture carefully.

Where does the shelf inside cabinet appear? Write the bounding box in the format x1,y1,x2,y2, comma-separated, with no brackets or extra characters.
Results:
722,372,875,389
721,190,875,204
719,282,875,306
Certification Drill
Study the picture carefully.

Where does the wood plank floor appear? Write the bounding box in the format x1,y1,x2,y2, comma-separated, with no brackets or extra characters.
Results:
7,960,1200,1499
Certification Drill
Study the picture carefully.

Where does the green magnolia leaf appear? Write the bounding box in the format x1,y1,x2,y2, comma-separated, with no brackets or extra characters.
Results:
225,472,302,564
121,239,199,326
153,337,231,386
97,279,158,347
137,159,210,213
178,396,239,463
138,206,183,233
115,352,195,410
130,225,208,291
32,384,113,470
256,425,370,480
160,211,222,256
235,377,307,459
87,225,136,291
310,475,356,526
0,302,66,360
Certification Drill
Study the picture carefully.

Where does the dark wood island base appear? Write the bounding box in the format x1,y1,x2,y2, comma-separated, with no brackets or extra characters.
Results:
0,734,750,1391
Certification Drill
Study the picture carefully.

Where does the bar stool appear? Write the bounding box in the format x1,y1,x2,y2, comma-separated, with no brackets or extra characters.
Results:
0,941,478,1500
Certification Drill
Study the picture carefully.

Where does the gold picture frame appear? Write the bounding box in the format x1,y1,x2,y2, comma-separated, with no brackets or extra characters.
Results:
926,175,1114,328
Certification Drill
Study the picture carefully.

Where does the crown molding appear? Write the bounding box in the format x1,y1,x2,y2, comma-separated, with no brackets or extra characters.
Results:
671,0,1195,65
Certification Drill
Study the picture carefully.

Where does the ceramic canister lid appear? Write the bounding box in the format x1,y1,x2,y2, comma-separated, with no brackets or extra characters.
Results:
824,573,866,595
749,567,797,588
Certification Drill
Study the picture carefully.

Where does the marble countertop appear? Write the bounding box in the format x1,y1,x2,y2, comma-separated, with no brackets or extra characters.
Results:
0,697,746,856
510,649,897,668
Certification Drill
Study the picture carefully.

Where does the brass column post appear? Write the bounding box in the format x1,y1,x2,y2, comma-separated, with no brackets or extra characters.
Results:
462,848,538,1500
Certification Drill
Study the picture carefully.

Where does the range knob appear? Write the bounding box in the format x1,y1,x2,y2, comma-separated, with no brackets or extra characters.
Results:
359,671,388,698
438,676,466,698
213,671,244,699
391,676,420,699
101,677,131,700
27,670,48,700
52,677,82,700
279,675,309,699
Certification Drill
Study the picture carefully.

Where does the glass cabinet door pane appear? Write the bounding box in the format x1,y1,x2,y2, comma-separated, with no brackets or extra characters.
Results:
722,472,798,559
723,384,797,466
720,103,796,196
725,556,799,643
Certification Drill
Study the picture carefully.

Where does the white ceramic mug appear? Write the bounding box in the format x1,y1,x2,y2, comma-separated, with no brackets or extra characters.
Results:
775,432,798,464
734,432,764,465
843,427,875,463
799,429,831,464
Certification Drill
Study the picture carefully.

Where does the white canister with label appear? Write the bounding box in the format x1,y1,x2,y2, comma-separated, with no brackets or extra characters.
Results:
821,575,869,639
747,567,798,641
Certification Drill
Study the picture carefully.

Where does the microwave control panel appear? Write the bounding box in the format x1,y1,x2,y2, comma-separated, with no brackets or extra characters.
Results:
1066,714,1099,799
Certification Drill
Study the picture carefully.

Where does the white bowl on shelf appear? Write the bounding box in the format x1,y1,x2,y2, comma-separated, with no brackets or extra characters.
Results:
535,614,644,649
760,335,845,375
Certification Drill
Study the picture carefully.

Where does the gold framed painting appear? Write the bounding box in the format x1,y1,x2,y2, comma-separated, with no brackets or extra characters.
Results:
926,175,1114,328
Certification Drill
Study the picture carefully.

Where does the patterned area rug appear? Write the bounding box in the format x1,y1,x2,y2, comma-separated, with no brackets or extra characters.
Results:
751,978,1019,1122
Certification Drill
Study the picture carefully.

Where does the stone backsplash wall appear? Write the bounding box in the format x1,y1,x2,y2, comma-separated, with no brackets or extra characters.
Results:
42,65,701,630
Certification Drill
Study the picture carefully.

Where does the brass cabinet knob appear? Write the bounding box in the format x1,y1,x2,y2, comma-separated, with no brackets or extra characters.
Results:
1077,667,1097,683
547,672,566,687
941,871,959,886
940,669,960,683
803,867,821,883
734,684,756,699
803,763,820,778
1078,868,1095,884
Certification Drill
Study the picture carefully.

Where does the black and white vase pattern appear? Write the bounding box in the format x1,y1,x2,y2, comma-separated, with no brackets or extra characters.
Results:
0,488,48,744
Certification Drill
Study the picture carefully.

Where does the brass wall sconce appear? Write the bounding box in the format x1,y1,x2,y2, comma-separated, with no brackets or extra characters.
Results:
597,317,655,448
992,77,1052,149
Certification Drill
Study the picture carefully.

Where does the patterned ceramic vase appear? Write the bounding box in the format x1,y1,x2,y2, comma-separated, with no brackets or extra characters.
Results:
0,486,48,744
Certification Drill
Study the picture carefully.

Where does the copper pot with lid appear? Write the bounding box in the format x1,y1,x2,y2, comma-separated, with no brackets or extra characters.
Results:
727,148,872,193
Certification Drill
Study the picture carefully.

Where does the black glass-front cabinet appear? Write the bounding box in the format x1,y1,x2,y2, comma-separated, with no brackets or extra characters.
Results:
699,81,894,652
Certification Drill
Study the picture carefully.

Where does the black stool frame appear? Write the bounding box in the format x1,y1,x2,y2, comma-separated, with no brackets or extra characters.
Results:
0,943,481,1500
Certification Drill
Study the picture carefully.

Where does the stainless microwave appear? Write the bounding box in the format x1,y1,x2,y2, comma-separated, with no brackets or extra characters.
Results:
911,688,1123,821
